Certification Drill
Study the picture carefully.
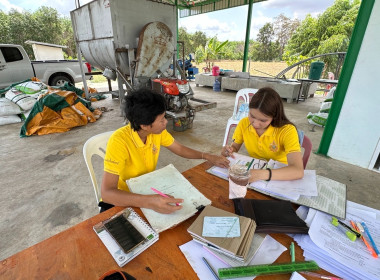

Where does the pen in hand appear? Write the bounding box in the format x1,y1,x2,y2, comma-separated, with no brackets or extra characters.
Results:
226,139,235,157
151,187,180,206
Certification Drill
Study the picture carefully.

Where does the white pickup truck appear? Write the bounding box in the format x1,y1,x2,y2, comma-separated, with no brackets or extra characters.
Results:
0,44,91,89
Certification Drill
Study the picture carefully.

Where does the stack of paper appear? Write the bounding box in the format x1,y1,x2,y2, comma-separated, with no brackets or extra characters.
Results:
187,205,256,262
206,153,346,219
179,235,287,280
293,201,380,280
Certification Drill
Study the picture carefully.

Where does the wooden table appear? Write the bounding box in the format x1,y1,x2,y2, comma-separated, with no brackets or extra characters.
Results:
0,162,338,280
297,78,339,103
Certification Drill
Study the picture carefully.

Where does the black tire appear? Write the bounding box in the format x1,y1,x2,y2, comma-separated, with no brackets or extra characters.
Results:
50,75,72,87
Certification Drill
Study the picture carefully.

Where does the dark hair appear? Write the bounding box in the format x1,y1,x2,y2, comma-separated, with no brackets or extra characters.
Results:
249,87,294,127
124,88,166,131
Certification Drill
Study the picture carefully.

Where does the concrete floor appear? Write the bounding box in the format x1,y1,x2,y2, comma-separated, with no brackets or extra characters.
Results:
1,82,379,261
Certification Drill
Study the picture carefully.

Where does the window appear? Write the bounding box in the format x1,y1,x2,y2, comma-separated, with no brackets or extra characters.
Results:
0,47,23,63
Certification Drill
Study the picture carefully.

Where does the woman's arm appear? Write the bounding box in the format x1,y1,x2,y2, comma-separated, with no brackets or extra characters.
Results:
249,152,304,182
100,171,183,214
166,140,230,168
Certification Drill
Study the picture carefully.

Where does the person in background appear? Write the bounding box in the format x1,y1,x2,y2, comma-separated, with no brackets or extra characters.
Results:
101,88,229,213
221,87,304,183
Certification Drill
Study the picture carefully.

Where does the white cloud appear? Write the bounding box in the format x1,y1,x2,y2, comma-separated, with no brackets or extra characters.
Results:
260,0,335,20
179,14,243,41
0,0,24,12
250,11,273,39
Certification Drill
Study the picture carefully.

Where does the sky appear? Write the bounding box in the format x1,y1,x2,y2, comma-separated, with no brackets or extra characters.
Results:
1,0,335,41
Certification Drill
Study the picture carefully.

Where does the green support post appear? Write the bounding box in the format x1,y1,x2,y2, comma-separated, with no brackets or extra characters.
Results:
176,0,179,59
317,0,375,155
242,0,253,72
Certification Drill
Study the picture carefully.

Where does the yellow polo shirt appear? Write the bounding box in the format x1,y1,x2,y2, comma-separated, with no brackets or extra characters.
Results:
232,117,301,164
104,124,175,191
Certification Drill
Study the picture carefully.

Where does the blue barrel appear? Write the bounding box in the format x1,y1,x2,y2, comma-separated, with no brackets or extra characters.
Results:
309,61,325,80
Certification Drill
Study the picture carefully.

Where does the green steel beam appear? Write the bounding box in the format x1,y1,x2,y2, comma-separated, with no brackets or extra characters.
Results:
242,0,253,72
317,0,375,155
176,0,179,58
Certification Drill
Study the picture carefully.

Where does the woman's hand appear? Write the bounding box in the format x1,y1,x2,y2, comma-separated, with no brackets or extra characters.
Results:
147,194,183,214
221,145,235,158
248,169,271,183
204,154,230,168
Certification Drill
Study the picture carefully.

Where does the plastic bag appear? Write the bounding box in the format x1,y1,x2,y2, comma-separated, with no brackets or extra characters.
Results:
307,112,328,127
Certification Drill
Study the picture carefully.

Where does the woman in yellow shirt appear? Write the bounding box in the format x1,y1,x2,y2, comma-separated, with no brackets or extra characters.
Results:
101,88,229,213
222,87,304,183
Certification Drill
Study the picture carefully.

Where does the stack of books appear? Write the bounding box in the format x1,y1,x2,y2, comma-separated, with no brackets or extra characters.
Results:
187,205,256,263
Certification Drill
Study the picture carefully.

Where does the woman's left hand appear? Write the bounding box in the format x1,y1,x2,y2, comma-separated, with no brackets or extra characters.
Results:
249,169,270,182
205,154,230,168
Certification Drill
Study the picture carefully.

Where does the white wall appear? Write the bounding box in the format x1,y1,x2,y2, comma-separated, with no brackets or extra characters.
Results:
328,0,380,169
32,44,64,60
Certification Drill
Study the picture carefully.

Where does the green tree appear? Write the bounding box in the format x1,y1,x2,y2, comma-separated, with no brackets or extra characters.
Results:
284,0,358,59
178,27,192,56
194,37,229,71
178,27,207,58
273,14,300,59
254,23,280,61
285,15,318,57
60,17,76,58
222,41,245,60
0,11,11,43
192,31,207,51
32,7,62,45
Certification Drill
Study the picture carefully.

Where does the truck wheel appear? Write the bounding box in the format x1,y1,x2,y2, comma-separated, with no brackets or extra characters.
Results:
50,75,72,87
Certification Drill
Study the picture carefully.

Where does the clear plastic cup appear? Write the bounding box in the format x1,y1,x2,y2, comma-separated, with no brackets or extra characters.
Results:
228,164,249,199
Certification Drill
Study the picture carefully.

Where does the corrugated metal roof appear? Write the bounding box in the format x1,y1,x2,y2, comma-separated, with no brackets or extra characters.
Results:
147,0,266,17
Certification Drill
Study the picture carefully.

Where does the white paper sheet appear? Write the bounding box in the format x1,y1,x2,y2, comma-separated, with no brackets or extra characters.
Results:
179,235,287,280
294,201,380,280
290,272,307,280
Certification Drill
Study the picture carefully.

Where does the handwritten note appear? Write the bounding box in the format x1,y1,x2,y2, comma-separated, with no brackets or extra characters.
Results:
202,216,240,238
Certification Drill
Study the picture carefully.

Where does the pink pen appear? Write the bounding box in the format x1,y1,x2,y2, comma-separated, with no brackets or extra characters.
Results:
151,187,180,206
300,271,344,280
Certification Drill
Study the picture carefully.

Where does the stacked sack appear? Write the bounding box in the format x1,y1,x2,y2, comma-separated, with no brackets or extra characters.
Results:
0,98,23,125
307,87,336,127
0,80,48,125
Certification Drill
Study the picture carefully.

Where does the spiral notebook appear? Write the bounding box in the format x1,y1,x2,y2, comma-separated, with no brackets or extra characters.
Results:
93,208,159,267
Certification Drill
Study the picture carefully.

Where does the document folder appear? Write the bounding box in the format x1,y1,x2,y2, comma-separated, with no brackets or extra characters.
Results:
233,199,309,234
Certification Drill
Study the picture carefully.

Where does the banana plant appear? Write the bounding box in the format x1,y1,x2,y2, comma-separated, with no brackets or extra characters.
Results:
195,36,229,72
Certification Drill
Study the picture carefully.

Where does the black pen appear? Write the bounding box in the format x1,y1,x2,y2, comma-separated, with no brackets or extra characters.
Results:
202,257,221,280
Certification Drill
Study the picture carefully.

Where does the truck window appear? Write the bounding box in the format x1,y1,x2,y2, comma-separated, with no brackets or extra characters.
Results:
0,47,23,63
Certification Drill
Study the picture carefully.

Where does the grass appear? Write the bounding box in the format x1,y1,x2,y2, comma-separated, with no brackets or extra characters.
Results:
194,60,293,78
88,61,292,83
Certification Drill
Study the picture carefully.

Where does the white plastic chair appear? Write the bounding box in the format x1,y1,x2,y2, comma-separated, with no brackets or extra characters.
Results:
222,88,258,146
83,131,114,205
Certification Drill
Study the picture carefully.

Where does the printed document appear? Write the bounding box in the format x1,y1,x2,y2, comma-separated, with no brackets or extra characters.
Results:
294,201,380,280
207,153,345,218
202,217,240,238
